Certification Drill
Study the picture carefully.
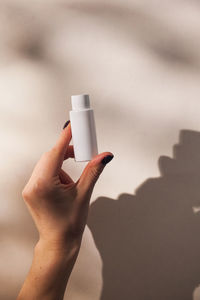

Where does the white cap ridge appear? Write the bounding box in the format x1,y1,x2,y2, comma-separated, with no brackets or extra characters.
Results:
71,94,90,111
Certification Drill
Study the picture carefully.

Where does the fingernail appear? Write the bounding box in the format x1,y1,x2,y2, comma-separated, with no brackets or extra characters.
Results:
101,155,114,165
63,120,70,129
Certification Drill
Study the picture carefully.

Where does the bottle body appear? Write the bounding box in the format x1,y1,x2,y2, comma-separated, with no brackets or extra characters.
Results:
69,108,98,162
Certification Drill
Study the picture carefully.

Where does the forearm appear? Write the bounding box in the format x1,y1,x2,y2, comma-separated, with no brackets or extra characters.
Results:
17,239,80,300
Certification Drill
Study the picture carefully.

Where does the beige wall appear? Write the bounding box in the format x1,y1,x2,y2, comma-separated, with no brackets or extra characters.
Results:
1,1,200,299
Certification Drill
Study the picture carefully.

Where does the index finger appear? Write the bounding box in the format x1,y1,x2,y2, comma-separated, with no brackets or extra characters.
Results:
46,121,72,177
55,121,72,156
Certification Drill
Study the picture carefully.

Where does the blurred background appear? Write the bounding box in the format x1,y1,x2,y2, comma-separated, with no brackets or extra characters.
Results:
1,0,200,299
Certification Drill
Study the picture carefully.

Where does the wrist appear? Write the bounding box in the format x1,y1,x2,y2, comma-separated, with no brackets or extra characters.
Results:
17,238,81,300
34,237,81,266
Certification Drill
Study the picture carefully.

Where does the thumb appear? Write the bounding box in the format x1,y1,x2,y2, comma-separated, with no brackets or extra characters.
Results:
77,152,114,198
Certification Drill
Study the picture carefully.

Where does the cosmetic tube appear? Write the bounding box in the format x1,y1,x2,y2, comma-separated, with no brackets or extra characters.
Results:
69,94,98,162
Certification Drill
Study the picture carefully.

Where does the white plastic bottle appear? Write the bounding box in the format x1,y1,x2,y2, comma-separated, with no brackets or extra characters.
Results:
69,94,98,162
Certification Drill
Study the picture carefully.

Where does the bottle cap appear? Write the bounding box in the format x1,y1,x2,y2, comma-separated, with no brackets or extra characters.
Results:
71,94,90,111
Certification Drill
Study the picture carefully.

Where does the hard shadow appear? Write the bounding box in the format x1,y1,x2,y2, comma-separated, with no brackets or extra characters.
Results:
87,129,200,300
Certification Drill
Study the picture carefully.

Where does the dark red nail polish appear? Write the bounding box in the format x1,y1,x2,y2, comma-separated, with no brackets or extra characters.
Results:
63,120,70,129
101,155,114,165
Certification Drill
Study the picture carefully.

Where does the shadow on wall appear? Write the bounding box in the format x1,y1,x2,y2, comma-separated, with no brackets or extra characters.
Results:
67,2,200,71
87,129,200,300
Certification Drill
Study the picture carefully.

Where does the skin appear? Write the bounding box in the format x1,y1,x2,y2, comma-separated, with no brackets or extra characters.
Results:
16,121,114,300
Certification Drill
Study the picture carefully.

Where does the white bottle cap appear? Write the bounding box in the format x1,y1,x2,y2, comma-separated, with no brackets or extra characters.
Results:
71,94,90,111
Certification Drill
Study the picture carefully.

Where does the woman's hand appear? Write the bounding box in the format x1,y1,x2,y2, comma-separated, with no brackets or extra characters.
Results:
17,120,114,300
22,120,114,251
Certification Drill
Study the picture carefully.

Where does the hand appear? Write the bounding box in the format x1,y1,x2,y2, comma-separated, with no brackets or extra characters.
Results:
17,120,114,300
22,120,114,253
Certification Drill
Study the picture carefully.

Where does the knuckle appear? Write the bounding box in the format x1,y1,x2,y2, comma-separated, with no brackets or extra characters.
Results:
33,177,50,196
22,185,35,204
35,177,46,190
22,187,31,202
41,150,48,157
50,146,59,155
44,146,60,159
90,166,102,181
22,177,50,202
40,147,59,161
50,146,56,153
41,150,51,159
